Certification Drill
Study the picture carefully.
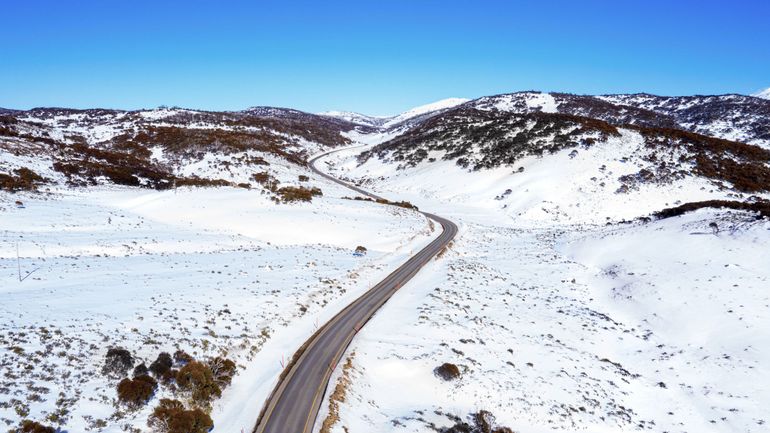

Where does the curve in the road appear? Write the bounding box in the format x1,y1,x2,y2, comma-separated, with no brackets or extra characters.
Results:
253,147,458,433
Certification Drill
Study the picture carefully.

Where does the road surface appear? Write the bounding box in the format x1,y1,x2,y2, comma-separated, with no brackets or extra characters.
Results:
253,147,458,433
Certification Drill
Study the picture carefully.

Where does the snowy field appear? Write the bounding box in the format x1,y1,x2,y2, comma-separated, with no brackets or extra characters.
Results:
312,145,770,433
0,180,436,432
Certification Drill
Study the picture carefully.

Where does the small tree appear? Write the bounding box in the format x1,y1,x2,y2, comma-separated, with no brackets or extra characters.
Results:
150,352,173,377
207,357,237,389
102,347,134,378
176,361,221,404
147,399,213,433
117,375,158,409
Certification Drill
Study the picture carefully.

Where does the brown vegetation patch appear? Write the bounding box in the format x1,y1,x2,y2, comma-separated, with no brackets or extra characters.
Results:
434,362,462,380
275,185,323,203
0,167,48,192
319,354,355,433
15,420,56,433
175,361,222,405
117,375,158,409
631,126,770,193
147,399,213,433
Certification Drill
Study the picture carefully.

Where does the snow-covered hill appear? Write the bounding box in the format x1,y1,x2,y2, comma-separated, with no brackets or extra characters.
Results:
321,98,469,131
754,87,770,99
315,130,770,433
470,92,770,149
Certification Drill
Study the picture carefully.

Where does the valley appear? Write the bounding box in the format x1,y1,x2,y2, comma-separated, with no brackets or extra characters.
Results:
1,91,769,433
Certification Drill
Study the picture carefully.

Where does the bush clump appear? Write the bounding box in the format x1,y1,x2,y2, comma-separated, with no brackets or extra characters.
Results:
275,185,322,203
117,374,158,409
175,361,222,404
434,362,462,381
147,399,213,433
208,357,237,389
102,347,134,378
0,167,48,192
150,352,174,378
16,420,56,433
374,198,418,210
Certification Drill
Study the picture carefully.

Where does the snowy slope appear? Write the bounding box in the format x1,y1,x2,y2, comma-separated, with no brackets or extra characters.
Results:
754,87,770,99
318,111,389,128
312,140,770,433
382,98,469,128
321,98,469,130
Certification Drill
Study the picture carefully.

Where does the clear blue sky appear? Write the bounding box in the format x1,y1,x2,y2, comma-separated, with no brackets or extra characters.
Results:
1,0,768,115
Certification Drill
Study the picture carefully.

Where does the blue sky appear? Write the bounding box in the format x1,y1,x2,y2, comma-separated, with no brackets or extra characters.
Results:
1,0,768,115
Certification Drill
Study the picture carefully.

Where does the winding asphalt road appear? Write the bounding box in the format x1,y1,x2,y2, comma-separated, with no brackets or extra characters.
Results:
252,148,458,433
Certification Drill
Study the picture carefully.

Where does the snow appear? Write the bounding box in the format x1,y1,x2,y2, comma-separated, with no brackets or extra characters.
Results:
318,111,388,128
382,98,469,128
753,87,770,99
525,92,558,113
474,92,558,113
322,99,469,130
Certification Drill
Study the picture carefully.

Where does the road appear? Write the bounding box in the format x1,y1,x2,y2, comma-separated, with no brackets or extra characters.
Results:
252,147,458,433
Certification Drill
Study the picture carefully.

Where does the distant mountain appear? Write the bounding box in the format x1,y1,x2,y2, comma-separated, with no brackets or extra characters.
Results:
318,111,389,128
754,87,770,99
382,98,469,128
321,98,469,130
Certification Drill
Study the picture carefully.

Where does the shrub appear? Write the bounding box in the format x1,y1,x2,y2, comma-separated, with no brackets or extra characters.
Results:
149,352,173,377
275,185,322,203
102,347,133,378
117,375,158,409
375,198,418,210
434,363,461,381
173,176,232,188
176,361,222,404
207,357,237,389
17,420,55,433
147,399,213,433
298,174,309,182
